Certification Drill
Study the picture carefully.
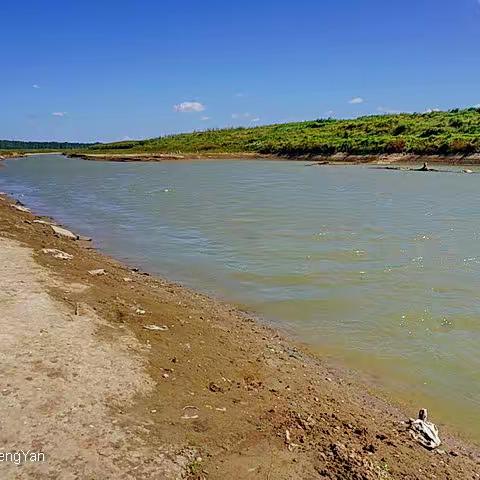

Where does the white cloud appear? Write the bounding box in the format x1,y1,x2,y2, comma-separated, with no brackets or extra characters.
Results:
424,108,440,113
32,84,40,89
234,92,247,97
174,101,205,113
349,97,365,104
250,117,260,123
201,116,211,121
325,110,335,117
52,112,67,117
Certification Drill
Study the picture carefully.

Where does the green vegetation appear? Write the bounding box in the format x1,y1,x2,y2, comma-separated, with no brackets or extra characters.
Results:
0,140,94,151
86,108,480,157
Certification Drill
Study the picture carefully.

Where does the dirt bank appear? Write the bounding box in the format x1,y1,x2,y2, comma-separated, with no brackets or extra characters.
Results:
67,152,273,162
67,151,480,165
0,193,479,479
0,152,26,160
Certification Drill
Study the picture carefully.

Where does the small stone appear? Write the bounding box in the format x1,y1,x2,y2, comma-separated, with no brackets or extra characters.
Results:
208,382,223,393
89,268,107,276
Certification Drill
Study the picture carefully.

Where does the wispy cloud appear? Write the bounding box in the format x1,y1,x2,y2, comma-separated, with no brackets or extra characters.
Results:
174,101,205,113
377,106,404,114
51,112,67,117
32,84,40,89
424,108,440,113
232,112,252,119
349,97,365,104
201,116,211,121
234,92,247,98
250,117,260,123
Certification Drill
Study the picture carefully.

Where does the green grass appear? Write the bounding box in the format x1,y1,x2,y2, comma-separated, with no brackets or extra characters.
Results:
85,108,480,157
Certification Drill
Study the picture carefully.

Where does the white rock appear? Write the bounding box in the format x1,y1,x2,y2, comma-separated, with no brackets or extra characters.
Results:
143,324,169,331
88,268,106,276
33,220,54,225
13,205,31,213
41,248,73,260
51,225,78,240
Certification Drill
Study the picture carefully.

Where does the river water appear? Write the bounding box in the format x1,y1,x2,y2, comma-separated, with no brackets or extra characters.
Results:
1,154,479,442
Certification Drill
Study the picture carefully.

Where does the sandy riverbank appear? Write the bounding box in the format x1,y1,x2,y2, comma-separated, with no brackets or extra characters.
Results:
67,151,480,165
0,193,479,479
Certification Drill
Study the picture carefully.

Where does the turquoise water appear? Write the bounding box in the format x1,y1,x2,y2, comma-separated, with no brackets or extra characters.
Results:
2,155,480,441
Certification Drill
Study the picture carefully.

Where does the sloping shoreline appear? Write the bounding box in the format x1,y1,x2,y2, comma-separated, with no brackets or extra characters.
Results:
0,192,479,479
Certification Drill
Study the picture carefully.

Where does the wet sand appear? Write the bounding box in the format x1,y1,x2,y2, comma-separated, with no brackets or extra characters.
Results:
0,192,479,479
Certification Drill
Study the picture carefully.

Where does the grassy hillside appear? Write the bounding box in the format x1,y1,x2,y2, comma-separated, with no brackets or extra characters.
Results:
87,108,480,157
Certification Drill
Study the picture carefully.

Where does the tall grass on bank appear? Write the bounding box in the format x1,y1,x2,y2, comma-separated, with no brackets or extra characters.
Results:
86,108,480,157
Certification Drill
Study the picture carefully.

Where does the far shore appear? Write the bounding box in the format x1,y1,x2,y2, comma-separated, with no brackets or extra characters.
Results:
0,189,479,478
4,150,480,166
67,151,480,166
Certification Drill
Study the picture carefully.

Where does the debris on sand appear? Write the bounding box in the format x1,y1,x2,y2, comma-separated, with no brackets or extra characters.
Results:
143,324,169,331
181,406,199,420
208,382,223,393
409,408,441,450
88,268,107,276
41,248,73,260
285,429,300,451
51,225,78,240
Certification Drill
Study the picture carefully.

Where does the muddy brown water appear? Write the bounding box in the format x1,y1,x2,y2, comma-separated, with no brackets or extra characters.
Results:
1,154,479,442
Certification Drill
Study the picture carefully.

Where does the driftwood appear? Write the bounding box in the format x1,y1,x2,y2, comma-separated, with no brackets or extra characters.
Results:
305,161,330,166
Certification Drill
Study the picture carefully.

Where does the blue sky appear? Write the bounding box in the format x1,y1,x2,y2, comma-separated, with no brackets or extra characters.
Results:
1,0,480,142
